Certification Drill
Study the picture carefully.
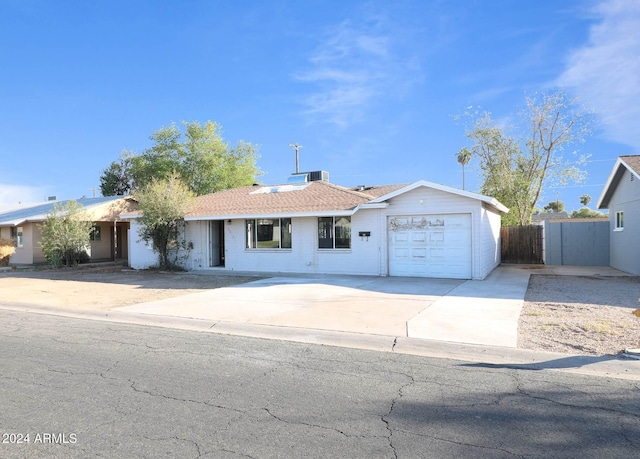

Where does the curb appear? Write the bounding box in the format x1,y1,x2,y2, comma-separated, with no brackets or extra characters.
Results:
1,303,639,381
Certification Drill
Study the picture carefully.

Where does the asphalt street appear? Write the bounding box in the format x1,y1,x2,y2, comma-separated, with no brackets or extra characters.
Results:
1,309,640,459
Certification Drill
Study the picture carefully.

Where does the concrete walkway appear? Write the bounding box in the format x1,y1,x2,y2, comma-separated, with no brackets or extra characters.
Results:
117,266,534,348
116,264,631,349
407,266,531,347
117,275,464,338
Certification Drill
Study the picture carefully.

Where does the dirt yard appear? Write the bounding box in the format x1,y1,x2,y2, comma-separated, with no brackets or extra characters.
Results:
519,274,640,356
0,268,259,310
1,267,639,357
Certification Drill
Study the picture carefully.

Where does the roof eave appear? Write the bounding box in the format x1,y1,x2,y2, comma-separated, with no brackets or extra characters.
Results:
597,158,626,209
185,209,358,221
354,202,389,211
370,180,509,213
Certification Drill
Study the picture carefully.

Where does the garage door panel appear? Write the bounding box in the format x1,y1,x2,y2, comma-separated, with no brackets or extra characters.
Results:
412,248,427,258
412,232,427,243
388,214,471,279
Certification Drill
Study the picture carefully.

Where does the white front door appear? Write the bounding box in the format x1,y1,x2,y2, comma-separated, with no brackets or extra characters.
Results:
388,214,472,279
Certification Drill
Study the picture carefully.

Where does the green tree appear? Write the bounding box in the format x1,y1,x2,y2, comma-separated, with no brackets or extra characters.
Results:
570,207,606,218
39,201,93,267
456,147,472,190
135,174,195,270
100,150,135,196
130,121,261,195
579,194,592,207
460,91,593,226
461,113,531,226
544,201,565,212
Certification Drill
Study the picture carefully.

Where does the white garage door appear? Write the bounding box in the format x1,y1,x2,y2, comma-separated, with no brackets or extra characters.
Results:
388,214,472,279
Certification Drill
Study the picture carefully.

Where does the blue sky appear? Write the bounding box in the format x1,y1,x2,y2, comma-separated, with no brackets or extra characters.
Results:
1,0,639,213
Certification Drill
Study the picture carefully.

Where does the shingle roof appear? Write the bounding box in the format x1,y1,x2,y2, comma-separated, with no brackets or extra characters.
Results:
621,155,640,175
187,181,407,218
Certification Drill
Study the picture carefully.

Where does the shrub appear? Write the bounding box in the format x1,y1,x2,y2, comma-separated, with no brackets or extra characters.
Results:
0,239,16,266
45,248,90,267
39,200,93,267
64,248,90,265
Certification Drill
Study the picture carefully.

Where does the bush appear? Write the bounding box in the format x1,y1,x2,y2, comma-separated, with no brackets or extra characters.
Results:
65,248,90,265
38,200,93,267
45,248,90,267
0,239,16,266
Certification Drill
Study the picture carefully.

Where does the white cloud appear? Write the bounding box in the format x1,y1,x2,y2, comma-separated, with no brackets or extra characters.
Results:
295,16,420,128
558,0,640,148
0,184,47,205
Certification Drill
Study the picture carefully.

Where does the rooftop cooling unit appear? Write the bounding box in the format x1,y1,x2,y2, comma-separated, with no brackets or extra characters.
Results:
287,170,329,183
305,170,329,182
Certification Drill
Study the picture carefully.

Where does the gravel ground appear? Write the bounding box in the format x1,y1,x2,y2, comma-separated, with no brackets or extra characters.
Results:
519,274,640,356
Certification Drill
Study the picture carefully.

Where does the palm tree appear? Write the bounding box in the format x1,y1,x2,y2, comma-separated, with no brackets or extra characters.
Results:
456,147,472,190
579,194,591,207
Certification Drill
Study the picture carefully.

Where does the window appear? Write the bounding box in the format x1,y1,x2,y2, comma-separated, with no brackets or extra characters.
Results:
615,211,624,230
11,227,23,247
318,216,351,249
90,225,101,241
246,218,292,249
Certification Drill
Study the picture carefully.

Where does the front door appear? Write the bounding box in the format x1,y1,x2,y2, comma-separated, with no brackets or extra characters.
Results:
209,221,225,267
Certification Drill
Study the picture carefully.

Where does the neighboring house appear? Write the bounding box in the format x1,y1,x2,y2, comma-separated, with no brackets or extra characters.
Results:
0,196,137,265
126,177,508,279
597,155,640,275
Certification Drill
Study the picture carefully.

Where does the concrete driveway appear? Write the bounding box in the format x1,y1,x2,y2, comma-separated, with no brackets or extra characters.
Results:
117,266,533,348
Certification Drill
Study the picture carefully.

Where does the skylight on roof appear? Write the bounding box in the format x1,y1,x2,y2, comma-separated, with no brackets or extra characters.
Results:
250,183,310,194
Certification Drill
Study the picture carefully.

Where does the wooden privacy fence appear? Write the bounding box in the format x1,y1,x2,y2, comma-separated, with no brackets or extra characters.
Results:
501,225,544,264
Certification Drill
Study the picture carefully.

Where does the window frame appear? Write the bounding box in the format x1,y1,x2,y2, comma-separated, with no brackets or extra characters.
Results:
615,211,624,231
318,216,351,250
90,225,102,241
246,218,292,249
11,226,23,248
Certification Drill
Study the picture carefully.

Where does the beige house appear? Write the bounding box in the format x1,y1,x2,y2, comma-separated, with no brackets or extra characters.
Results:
0,196,136,265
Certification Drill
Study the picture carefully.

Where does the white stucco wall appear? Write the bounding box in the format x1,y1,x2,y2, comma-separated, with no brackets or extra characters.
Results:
477,204,502,278
128,186,504,278
213,213,384,276
128,220,158,269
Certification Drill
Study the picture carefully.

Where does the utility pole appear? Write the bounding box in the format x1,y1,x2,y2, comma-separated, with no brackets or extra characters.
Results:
288,143,302,173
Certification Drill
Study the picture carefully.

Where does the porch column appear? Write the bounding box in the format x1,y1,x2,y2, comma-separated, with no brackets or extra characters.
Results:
113,220,118,260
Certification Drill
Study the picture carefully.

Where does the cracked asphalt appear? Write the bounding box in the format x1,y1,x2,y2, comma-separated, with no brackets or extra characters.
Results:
1,309,640,458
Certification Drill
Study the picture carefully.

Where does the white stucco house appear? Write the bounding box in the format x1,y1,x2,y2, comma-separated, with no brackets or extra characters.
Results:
597,155,640,276
126,176,508,279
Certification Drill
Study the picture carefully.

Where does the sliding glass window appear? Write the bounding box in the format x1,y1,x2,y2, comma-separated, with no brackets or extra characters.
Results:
246,218,292,249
